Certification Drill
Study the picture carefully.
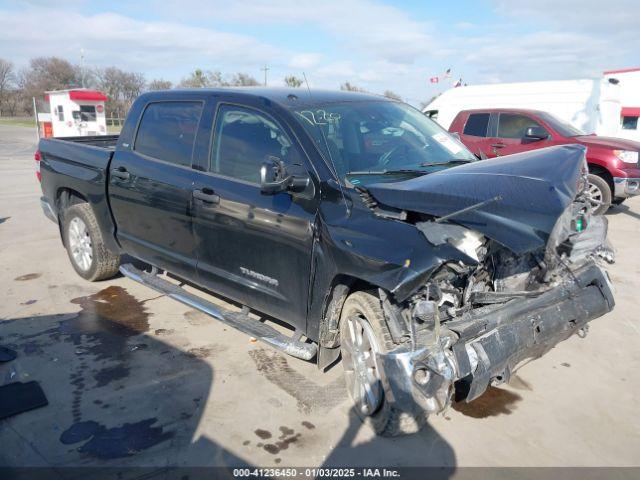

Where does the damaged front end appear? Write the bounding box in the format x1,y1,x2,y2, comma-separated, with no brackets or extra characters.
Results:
364,146,616,416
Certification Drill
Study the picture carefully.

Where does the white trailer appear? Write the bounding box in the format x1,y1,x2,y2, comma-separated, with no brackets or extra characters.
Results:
603,68,640,141
424,69,640,142
43,89,108,137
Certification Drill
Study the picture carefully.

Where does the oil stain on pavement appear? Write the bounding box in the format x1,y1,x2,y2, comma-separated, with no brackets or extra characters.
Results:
60,418,174,459
453,387,522,418
49,287,151,423
252,425,302,456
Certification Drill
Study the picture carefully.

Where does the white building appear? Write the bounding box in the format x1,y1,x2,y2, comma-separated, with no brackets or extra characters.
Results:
39,89,108,137
424,68,640,142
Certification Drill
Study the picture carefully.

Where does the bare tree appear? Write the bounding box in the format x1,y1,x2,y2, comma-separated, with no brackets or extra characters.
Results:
284,75,303,88
340,82,366,92
207,71,229,87
21,57,80,91
230,73,260,86
2,90,20,116
0,58,15,116
19,57,81,114
179,69,211,88
148,79,173,91
179,70,259,88
95,67,146,116
383,90,402,101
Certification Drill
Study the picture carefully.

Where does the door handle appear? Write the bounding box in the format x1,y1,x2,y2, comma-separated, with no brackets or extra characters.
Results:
193,188,220,204
491,143,506,148
111,167,130,180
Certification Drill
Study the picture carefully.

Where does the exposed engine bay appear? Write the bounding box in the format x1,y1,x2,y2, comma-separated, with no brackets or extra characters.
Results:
369,183,616,417
411,198,613,322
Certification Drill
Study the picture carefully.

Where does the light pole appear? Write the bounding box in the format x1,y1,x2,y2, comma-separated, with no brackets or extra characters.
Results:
260,64,269,86
80,48,85,88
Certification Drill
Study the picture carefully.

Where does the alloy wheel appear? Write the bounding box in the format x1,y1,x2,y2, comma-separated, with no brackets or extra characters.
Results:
587,181,603,212
68,217,93,271
342,315,383,416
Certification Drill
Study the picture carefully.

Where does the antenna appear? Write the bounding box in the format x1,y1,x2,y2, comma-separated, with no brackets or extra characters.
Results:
301,72,350,215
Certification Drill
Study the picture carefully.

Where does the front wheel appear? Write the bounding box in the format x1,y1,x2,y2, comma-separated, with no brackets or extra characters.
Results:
586,174,612,215
62,203,121,281
339,291,426,436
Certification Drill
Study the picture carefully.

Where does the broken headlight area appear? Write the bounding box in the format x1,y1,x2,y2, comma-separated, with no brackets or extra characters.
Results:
377,200,615,416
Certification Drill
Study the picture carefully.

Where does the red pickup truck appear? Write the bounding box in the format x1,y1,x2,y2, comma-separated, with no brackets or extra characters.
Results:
449,108,640,214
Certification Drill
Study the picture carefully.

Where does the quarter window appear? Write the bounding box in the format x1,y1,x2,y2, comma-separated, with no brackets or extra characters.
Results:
463,113,490,137
497,113,545,139
211,105,297,183
134,101,203,166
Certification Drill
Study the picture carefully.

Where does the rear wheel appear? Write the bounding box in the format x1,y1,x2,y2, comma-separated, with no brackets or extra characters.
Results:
339,291,426,436
586,174,612,215
63,203,121,281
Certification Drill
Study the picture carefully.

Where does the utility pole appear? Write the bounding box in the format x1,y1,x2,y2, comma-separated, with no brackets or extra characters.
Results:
80,48,85,88
260,64,269,86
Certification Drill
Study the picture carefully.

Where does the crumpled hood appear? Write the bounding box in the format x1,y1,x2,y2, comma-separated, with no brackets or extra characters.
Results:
364,145,587,254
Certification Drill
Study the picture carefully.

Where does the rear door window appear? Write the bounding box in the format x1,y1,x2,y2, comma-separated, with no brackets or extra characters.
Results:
463,113,490,137
497,113,544,139
134,101,203,167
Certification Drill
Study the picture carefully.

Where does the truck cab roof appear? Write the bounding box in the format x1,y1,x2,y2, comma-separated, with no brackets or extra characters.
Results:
137,87,394,109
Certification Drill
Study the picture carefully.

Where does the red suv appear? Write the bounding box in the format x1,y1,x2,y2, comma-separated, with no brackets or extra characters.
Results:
449,108,640,214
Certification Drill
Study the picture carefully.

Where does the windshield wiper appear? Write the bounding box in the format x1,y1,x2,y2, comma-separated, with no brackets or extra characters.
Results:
420,159,471,167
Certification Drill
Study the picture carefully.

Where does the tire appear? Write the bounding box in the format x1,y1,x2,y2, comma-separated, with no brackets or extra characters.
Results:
339,291,426,436
62,203,121,281
587,174,612,215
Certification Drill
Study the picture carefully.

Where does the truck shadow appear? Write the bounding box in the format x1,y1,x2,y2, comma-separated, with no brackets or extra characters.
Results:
0,285,456,477
321,407,456,474
607,203,640,221
0,287,250,476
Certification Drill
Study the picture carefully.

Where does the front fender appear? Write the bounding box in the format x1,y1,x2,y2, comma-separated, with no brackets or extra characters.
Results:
306,204,475,341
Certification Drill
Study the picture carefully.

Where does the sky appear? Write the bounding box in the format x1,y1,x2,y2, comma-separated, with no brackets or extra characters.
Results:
0,0,638,106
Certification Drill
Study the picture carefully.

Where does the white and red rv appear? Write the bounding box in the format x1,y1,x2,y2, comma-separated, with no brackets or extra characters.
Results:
38,89,108,138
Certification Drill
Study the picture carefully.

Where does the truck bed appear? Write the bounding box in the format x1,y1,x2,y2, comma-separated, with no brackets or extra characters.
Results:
52,135,119,149
39,136,117,170
38,134,120,252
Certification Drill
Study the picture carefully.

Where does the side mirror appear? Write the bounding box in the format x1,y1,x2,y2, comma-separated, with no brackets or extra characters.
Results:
524,126,549,142
260,156,309,195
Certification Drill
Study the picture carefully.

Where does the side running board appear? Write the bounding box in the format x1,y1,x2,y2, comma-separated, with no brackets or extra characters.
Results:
119,264,317,361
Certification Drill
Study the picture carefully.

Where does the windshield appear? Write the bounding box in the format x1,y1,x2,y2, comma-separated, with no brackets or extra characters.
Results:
292,101,476,186
537,111,586,137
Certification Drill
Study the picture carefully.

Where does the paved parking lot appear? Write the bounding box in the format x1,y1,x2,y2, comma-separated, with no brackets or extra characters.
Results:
1,124,639,474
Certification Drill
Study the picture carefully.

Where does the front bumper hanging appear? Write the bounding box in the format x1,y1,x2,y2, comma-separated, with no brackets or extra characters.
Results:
377,261,615,415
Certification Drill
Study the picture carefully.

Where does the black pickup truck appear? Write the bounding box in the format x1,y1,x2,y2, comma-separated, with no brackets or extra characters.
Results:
37,88,615,435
